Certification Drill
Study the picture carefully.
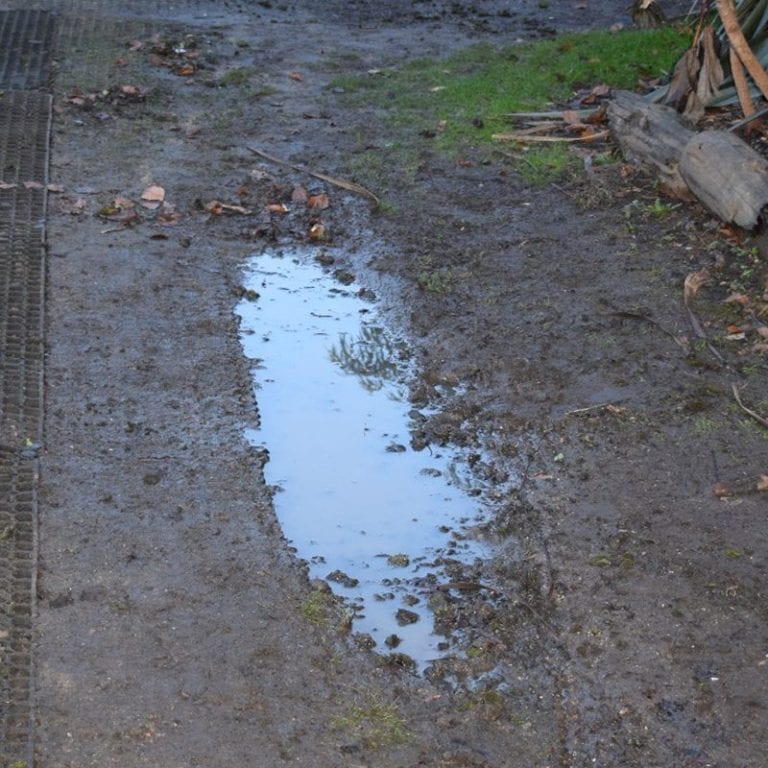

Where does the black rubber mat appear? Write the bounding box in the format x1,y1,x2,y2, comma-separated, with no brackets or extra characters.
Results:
0,89,50,765
0,10,57,91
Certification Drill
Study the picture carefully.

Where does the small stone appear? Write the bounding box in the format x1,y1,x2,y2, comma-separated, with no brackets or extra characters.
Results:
387,553,410,567
326,569,359,588
395,608,419,626
354,633,377,650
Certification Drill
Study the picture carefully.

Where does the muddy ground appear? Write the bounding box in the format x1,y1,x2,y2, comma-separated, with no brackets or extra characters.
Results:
22,0,768,766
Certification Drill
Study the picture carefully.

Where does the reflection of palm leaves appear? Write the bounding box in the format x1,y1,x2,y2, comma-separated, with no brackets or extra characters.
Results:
329,325,403,392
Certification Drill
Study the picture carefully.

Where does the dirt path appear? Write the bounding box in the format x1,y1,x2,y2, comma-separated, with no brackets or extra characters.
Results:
8,0,766,766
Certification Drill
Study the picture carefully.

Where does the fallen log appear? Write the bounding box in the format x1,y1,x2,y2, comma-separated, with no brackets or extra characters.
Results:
608,90,694,197
608,90,768,229
680,131,768,229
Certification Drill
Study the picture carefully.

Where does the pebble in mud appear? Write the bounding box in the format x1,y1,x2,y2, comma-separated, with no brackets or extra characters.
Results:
395,608,419,626
326,569,359,588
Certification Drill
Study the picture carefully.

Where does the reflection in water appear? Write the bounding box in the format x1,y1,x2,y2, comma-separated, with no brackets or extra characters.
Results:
237,250,491,671
329,325,405,393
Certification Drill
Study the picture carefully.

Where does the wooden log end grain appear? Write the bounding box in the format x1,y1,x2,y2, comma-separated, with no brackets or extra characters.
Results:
679,130,768,229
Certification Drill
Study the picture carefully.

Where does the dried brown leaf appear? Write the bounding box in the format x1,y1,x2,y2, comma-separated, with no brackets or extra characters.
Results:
141,185,165,202
308,193,330,211
309,222,326,241
683,268,711,304
757,475,768,492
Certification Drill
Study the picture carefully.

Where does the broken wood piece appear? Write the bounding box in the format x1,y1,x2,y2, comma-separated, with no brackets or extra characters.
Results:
608,90,694,196
492,130,608,143
609,90,768,228
247,146,380,206
679,130,768,229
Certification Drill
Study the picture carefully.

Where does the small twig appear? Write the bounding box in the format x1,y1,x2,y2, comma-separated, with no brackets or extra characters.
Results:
609,309,690,352
247,146,380,206
492,130,609,144
732,383,768,429
503,108,598,120
564,403,615,417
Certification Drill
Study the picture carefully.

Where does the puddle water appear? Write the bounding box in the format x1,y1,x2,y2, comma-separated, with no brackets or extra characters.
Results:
237,249,493,669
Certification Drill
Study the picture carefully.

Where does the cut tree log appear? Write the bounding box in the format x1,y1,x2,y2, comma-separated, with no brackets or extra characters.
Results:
609,90,768,229
608,90,694,197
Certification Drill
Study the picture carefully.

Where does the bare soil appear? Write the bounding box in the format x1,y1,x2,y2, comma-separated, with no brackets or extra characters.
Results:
32,1,767,767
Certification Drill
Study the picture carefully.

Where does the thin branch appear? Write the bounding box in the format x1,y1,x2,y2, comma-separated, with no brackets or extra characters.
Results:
247,146,380,206
732,383,768,429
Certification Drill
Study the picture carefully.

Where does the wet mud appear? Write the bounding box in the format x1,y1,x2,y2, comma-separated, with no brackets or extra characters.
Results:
24,0,768,766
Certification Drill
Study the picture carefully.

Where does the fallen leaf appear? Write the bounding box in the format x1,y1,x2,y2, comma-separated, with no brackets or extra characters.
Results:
186,125,202,138
113,196,135,209
436,119,447,132
757,475,768,492
684,268,710,304
757,327,768,339
291,185,308,204
289,71,303,81
429,86,445,92
713,482,731,497
265,203,288,214
114,56,129,67
0,181,17,190
309,222,326,241
175,64,196,76
23,181,44,190
47,184,65,193
724,292,750,306
307,193,330,211
562,109,585,127
140,185,165,209
156,203,182,225
120,84,143,96
102,208,140,226
127,40,144,51
237,185,249,199
59,196,87,215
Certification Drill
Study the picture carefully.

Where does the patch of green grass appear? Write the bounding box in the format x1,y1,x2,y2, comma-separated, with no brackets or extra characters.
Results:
331,26,691,182
302,588,334,625
218,66,256,86
331,694,411,749
693,415,723,434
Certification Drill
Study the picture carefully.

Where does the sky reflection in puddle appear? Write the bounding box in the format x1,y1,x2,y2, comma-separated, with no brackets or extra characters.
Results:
238,249,490,668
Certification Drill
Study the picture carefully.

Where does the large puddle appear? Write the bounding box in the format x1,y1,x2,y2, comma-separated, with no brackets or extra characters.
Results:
237,249,494,669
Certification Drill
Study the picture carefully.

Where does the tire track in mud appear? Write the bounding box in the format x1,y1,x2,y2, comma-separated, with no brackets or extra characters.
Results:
0,10,56,763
